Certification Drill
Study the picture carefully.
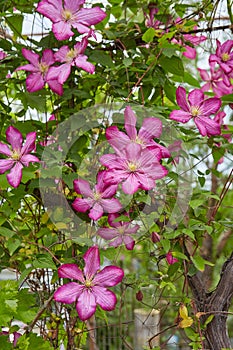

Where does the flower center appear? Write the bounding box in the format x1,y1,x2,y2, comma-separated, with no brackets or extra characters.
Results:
62,9,73,22
11,149,21,161
118,226,125,235
134,136,145,145
39,62,49,75
127,161,138,172
190,106,200,117
93,191,102,201
221,52,230,62
66,49,78,62
85,279,93,288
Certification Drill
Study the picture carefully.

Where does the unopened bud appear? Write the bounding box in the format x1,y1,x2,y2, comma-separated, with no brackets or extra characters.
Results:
136,290,143,301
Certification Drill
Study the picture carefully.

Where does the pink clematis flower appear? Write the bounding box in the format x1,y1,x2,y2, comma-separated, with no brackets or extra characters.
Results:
170,86,221,137
0,50,7,61
47,37,95,85
145,6,161,29
97,213,140,250
100,143,168,195
166,251,178,265
106,106,170,159
172,19,206,59
0,126,39,188
36,0,106,41
209,40,233,85
16,48,63,95
54,246,124,321
72,171,122,221
198,65,233,98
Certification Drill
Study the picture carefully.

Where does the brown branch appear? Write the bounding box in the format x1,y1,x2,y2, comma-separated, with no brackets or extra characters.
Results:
25,293,54,333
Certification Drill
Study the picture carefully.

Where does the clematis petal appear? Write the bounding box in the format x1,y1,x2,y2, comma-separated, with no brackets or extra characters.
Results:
83,246,100,280
109,236,123,248
221,40,233,54
124,106,137,139
93,266,124,287
20,154,40,166
72,198,93,213
123,235,135,250
195,116,221,137
76,289,97,321
21,48,40,66
97,227,119,240
75,7,106,27
89,202,104,220
41,49,55,66
54,282,83,304
36,0,63,22
106,126,130,152
100,198,122,214
47,64,71,85
26,73,45,92
73,178,93,197
188,89,204,107
101,183,118,198
47,78,64,96
21,131,36,155
52,21,74,41
121,173,141,194
0,159,13,174
6,126,23,150
200,97,221,116
75,55,95,74
7,162,23,188
125,143,142,161
183,46,196,59
170,110,192,123
176,86,189,111
54,46,70,62
139,117,162,139
0,142,11,156
198,68,210,81
58,263,85,283
64,0,85,12
16,63,39,73
92,286,117,311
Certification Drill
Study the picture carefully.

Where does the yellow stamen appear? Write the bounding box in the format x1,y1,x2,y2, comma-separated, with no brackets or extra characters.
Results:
85,280,93,288
221,53,230,62
127,161,138,172
39,62,49,75
93,191,101,201
11,150,21,160
134,136,144,145
118,227,125,235
66,49,77,62
62,9,73,21
190,106,200,117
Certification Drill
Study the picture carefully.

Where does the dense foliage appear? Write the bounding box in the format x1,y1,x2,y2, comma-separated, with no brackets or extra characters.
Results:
0,0,232,349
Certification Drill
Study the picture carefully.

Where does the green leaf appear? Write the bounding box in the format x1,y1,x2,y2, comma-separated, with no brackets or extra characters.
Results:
190,199,205,209
159,55,184,76
142,27,156,43
184,72,200,87
0,336,12,350
6,14,23,37
5,238,21,255
90,50,114,68
212,146,225,163
33,254,56,270
123,57,133,67
160,238,170,253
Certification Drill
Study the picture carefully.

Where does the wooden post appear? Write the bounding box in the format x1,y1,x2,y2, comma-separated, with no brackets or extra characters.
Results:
134,308,160,349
